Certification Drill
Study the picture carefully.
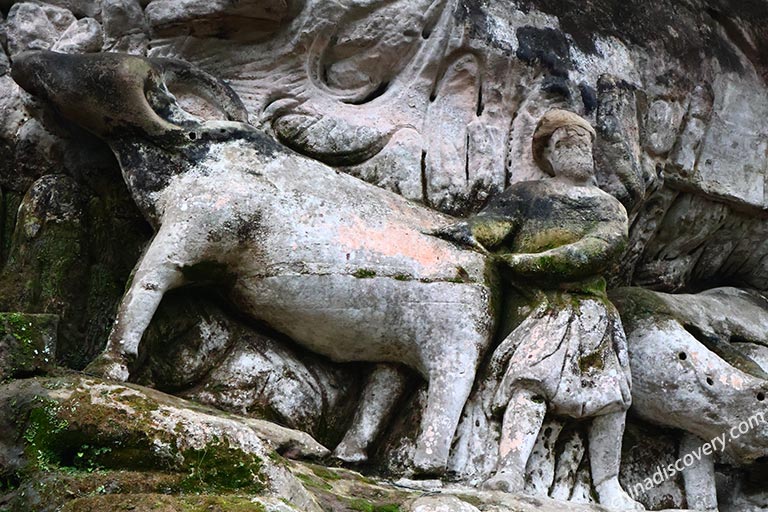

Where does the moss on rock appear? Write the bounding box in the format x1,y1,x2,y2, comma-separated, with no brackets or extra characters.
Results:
609,286,677,331
0,313,57,380
178,439,265,494
59,494,269,512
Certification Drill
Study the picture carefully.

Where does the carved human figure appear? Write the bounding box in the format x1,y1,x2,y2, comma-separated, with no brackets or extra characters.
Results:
437,110,642,509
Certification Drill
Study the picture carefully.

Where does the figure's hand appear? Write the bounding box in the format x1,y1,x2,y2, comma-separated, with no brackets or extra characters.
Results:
83,352,131,382
428,222,489,254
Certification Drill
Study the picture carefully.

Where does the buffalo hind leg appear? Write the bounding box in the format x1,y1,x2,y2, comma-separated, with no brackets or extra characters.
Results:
412,350,478,476
333,364,408,463
680,433,718,512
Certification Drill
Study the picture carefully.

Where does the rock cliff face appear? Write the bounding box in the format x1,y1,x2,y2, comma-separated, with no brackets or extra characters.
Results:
0,1,767,511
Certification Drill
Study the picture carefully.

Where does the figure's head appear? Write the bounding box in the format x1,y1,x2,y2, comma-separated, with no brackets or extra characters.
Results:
532,109,596,185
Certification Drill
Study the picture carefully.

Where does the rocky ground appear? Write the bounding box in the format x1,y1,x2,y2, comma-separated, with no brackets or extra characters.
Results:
0,368,693,512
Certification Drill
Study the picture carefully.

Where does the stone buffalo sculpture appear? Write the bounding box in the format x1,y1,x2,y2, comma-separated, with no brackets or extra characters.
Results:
613,286,768,511
11,50,498,475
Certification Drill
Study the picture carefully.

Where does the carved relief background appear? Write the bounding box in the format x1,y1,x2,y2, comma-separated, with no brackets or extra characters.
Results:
1,0,768,511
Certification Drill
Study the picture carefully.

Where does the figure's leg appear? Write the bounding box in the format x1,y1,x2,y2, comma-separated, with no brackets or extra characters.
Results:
680,433,718,512
85,222,188,381
483,388,547,493
412,348,479,476
333,364,408,463
589,411,644,510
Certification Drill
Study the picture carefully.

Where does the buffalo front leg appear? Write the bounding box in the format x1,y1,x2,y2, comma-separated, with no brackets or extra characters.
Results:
85,223,187,381
333,364,408,463
680,433,718,512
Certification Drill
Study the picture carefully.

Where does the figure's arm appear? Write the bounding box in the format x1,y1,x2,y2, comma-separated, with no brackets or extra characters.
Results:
430,186,525,252
500,217,627,283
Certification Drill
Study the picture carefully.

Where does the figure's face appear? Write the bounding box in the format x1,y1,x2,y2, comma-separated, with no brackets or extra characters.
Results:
545,126,595,185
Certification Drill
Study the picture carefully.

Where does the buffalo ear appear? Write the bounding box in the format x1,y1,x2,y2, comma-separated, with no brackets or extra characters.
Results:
149,58,249,123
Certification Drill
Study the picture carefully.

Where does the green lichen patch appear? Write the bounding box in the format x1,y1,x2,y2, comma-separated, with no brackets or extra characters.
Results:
309,463,342,481
296,472,333,491
22,396,70,471
579,350,606,373
2,376,284,511
347,498,402,512
455,494,484,507
0,313,57,380
178,439,265,494
0,178,89,369
290,462,411,512
518,227,579,253
352,269,377,279
58,493,268,512
469,217,514,249
4,469,187,512
608,287,677,331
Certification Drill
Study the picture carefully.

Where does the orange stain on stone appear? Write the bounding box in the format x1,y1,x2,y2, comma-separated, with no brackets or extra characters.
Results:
336,219,447,273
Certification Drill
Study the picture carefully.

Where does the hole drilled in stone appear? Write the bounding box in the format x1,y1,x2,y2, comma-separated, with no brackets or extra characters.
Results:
679,352,687,360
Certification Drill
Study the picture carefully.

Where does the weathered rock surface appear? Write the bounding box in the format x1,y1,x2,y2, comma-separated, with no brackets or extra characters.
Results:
133,292,362,446
52,17,103,54
0,374,323,512
1,0,768,511
0,373,702,512
6,3,68,57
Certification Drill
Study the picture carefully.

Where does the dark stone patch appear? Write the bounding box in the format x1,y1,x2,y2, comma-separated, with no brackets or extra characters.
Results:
597,74,636,94
110,136,192,222
221,212,264,245
235,217,260,244
541,76,572,99
180,261,236,287
579,83,598,115
453,0,514,55
653,69,694,90
516,26,572,77
513,0,750,74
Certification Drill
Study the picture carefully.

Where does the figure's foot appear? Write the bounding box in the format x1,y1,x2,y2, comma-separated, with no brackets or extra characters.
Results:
482,469,525,493
596,478,645,510
83,353,130,382
412,449,445,477
332,440,368,464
